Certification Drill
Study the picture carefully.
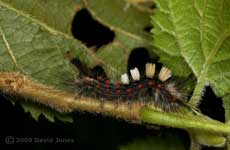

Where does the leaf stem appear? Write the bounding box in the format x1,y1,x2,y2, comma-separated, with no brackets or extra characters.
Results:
140,107,230,134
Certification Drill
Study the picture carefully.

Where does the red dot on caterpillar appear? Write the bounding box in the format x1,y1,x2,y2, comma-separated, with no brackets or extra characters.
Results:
105,80,110,88
148,81,154,86
105,79,110,85
126,88,132,93
116,90,121,94
137,84,143,89
157,84,162,89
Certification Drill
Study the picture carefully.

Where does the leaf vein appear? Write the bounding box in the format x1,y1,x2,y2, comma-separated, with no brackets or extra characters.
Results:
207,29,230,64
0,26,17,66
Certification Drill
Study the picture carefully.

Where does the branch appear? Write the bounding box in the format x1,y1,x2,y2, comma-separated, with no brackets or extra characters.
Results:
0,72,143,123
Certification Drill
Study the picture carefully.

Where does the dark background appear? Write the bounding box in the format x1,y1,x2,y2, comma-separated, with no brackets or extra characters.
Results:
0,94,190,149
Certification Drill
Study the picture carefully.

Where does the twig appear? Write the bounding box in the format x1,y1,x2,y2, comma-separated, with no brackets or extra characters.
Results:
0,72,143,123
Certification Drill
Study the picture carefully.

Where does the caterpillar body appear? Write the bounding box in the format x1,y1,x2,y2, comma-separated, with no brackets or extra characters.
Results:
73,63,189,112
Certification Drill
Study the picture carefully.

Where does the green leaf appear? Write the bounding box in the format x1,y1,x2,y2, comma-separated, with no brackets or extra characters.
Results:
152,0,230,120
0,0,83,36
0,0,89,121
0,0,90,88
21,101,73,123
0,0,154,82
0,0,154,120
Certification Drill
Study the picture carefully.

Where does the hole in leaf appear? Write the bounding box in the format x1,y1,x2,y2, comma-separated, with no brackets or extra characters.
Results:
70,59,107,80
149,3,156,9
71,9,115,50
90,65,108,81
128,48,150,76
144,26,153,33
127,48,161,76
71,58,91,77
65,51,91,76
198,86,225,122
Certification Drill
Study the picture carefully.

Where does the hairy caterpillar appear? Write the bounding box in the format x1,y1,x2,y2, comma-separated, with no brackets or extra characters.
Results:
72,62,191,112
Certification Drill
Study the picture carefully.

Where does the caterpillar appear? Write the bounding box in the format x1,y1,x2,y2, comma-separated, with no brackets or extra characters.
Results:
73,62,190,112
